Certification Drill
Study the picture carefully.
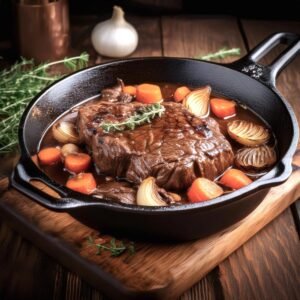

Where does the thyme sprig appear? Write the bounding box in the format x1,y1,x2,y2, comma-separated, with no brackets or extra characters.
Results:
87,236,135,257
101,103,165,133
196,47,241,61
0,53,89,154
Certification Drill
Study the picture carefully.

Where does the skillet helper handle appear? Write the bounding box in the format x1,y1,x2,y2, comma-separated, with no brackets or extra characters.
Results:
233,32,300,87
11,160,91,210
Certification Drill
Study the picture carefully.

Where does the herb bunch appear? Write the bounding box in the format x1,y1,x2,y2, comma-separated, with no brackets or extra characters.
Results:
101,103,165,133
88,236,135,257
0,53,89,154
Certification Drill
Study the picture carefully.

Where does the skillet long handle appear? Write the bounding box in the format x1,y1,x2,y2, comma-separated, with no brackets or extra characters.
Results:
231,32,300,87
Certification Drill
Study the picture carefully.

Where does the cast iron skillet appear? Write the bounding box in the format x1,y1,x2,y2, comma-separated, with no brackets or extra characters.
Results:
11,32,300,241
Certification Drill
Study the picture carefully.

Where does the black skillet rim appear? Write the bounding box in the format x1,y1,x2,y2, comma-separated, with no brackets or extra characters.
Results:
17,57,299,214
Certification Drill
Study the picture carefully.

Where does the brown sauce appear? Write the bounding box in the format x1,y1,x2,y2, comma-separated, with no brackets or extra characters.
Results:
39,82,277,205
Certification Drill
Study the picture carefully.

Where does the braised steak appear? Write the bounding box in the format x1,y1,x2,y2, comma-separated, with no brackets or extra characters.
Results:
77,100,234,190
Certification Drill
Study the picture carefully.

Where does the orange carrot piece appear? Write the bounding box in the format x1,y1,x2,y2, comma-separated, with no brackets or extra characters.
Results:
123,85,137,96
187,178,223,203
174,86,191,102
66,173,96,195
65,153,91,174
210,98,236,119
220,168,252,190
38,147,61,165
136,83,162,103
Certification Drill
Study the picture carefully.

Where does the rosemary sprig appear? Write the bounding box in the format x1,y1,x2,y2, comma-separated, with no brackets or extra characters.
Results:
87,236,135,257
0,53,89,154
195,47,241,61
101,103,165,133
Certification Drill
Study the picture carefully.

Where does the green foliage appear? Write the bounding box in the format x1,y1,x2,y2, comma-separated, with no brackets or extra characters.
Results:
196,47,241,61
0,53,89,154
87,236,135,257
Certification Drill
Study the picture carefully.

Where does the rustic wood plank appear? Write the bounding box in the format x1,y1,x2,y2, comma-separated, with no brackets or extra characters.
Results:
162,16,247,62
180,268,223,300
217,20,300,300
0,153,19,179
0,221,56,300
220,209,300,300
0,221,106,300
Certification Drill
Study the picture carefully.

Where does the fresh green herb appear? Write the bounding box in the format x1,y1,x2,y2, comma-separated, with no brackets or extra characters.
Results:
100,103,165,132
0,53,89,154
87,236,135,257
195,47,241,61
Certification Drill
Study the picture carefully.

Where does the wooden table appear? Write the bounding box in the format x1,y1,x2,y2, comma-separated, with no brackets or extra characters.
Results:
0,15,300,300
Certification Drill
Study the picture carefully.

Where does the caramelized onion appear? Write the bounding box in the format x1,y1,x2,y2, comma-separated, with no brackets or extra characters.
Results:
183,85,211,118
52,121,80,144
137,177,167,206
227,120,270,147
235,145,277,171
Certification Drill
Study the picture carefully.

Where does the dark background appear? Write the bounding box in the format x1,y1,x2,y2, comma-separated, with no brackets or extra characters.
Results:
1,0,300,44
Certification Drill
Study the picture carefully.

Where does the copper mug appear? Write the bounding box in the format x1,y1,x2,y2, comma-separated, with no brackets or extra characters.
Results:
14,0,70,62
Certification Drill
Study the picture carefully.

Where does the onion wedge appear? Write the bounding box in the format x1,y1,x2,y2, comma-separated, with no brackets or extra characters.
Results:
235,145,277,171
183,86,211,118
227,120,270,147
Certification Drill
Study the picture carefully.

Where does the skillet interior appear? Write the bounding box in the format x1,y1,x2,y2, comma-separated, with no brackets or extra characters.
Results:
23,58,294,167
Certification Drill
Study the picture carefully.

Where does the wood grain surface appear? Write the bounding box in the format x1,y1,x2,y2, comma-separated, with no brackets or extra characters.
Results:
1,166,300,299
162,16,247,61
0,16,300,300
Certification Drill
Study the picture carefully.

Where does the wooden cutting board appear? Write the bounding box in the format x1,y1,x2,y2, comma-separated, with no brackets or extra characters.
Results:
0,151,299,300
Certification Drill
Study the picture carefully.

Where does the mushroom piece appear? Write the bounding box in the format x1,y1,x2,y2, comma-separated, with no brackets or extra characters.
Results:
227,120,270,147
235,145,277,171
183,85,211,118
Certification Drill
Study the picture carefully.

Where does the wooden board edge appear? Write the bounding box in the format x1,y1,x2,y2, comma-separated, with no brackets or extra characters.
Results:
0,200,169,300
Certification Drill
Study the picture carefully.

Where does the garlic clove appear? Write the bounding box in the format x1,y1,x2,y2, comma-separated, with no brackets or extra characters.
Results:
137,177,167,206
91,6,138,58
183,86,211,118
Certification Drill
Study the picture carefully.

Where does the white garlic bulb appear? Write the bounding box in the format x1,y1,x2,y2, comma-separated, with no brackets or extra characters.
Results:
91,6,138,58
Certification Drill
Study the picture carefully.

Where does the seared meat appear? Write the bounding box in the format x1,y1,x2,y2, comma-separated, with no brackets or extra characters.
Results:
101,78,133,103
77,101,234,190
93,181,136,205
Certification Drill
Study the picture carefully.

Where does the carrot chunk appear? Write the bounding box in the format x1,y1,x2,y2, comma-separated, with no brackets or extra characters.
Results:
38,147,61,165
65,153,91,174
136,83,163,103
66,173,96,195
187,178,223,203
210,98,236,119
174,86,191,102
123,85,137,96
220,168,252,190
